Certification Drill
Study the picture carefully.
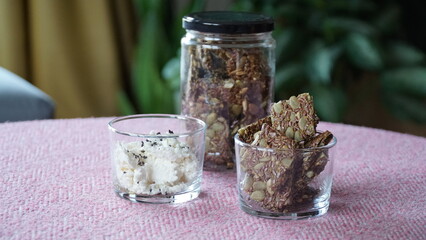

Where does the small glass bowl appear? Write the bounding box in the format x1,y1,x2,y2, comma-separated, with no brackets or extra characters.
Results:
108,114,206,204
234,133,337,219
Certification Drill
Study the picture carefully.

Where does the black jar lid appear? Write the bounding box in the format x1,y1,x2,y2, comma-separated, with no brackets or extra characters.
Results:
183,11,274,34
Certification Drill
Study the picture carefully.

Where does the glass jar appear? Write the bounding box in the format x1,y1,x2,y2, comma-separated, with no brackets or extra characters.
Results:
235,132,337,219
181,11,275,171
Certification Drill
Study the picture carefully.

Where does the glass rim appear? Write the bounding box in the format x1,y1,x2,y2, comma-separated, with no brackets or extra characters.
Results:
234,131,337,152
108,114,206,138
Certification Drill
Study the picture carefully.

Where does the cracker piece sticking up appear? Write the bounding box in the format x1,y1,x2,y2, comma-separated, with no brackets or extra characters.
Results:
270,93,319,142
295,130,334,188
237,116,271,144
251,124,297,150
303,130,333,148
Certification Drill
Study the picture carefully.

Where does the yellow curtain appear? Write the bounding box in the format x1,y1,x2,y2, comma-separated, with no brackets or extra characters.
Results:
0,0,136,118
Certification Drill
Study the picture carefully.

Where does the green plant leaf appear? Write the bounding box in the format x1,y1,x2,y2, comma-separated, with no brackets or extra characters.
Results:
306,45,341,84
306,48,333,84
373,5,399,34
322,17,376,40
133,4,174,113
231,1,254,11
275,28,305,64
382,92,426,123
274,62,307,101
133,0,149,19
305,0,325,9
261,2,275,17
386,42,425,66
118,90,136,115
345,33,382,71
274,3,303,22
308,85,347,122
275,63,305,90
327,0,376,12
172,0,206,48
380,67,426,98
162,57,181,91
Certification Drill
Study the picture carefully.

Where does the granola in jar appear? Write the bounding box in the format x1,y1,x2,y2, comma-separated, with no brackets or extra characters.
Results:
181,11,275,170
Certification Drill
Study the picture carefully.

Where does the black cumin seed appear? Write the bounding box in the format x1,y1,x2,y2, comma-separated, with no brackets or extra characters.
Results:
168,130,174,134
141,141,144,147
156,132,161,135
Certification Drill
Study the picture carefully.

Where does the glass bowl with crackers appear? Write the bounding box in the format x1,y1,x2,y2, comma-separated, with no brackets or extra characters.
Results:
234,93,337,219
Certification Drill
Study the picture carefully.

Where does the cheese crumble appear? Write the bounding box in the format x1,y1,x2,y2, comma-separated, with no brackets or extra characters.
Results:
113,133,199,195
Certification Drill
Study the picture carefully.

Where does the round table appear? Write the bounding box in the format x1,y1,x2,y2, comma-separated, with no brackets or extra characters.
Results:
1,118,425,239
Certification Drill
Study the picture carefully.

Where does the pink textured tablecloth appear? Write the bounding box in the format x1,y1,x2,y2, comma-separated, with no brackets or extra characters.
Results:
0,118,425,239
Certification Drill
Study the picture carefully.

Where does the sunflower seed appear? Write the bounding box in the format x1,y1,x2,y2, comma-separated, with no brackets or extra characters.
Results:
253,181,267,190
289,96,300,109
251,190,265,201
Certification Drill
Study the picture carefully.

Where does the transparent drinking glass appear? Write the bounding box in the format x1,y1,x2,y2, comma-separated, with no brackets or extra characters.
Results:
235,133,337,219
108,114,206,204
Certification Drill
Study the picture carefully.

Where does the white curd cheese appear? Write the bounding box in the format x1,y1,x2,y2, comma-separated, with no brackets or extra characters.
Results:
113,133,199,195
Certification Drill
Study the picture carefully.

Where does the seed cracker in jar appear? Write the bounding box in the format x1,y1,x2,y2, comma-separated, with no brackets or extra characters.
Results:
270,93,319,142
237,93,334,213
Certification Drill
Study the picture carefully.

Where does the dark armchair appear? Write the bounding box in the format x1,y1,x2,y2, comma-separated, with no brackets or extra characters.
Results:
0,67,55,122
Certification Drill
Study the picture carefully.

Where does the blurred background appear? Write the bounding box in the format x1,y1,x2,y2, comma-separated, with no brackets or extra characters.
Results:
0,0,425,136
